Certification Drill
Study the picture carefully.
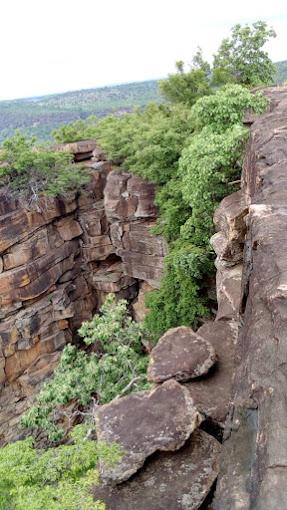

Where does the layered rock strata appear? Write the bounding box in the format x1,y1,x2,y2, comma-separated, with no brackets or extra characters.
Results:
0,144,166,443
94,185,246,507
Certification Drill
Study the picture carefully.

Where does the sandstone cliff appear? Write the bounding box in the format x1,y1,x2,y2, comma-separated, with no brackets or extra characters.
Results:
214,87,287,509
1,87,287,509
0,147,167,443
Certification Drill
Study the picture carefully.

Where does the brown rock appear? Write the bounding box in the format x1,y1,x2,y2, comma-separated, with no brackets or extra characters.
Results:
95,379,202,484
185,320,237,424
213,190,248,265
216,264,243,320
3,229,49,270
55,216,83,241
91,261,136,293
214,87,287,510
93,430,221,510
132,281,153,321
54,140,97,161
81,235,114,262
148,326,217,383
104,171,157,222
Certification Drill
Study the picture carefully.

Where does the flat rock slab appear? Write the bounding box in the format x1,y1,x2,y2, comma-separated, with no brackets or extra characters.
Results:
95,379,202,484
185,320,237,424
147,326,216,383
93,429,221,510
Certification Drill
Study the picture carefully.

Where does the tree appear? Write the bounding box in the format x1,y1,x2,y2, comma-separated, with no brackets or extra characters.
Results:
159,48,211,106
213,21,276,86
22,295,149,440
0,424,120,510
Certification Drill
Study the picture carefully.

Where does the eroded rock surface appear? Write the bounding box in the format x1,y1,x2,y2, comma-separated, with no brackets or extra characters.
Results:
185,320,237,425
0,147,166,443
147,326,216,383
214,87,287,510
93,430,221,510
95,379,202,484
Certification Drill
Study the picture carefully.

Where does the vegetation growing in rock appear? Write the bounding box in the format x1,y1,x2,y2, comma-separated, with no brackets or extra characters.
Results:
0,132,90,196
52,116,98,143
22,295,149,440
0,424,121,510
95,84,268,338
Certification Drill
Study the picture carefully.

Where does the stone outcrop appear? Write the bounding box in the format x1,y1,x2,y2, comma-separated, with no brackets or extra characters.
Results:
93,430,221,510
213,88,287,509
0,149,167,443
95,379,202,484
105,171,168,288
147,326,217,383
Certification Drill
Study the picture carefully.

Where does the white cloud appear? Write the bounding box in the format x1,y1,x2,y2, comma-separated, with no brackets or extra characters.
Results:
0,0,286,99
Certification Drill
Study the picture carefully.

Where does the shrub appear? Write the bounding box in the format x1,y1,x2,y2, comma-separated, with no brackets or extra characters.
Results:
0,424,121,510
52,116,98,143
22,295,149,440
0,132,90,197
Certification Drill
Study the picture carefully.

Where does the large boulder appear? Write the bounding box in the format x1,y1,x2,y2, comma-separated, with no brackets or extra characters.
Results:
93,430,221,510
95,379,202,484
147,326,216,383
54,140,97,161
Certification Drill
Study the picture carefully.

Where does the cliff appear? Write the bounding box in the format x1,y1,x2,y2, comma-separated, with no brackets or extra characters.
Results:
0,146,167,443
2,87,287,509
214,87,287,509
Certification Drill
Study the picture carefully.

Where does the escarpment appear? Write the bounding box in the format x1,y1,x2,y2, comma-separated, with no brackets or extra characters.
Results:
0,146,167,443
214,87,287,509
2,87,287,509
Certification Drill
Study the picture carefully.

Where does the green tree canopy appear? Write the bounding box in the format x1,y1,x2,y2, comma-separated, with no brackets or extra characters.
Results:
159,48,211,106
212,21,276,86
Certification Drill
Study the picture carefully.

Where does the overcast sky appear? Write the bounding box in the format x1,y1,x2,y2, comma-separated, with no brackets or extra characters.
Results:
1,0,286,100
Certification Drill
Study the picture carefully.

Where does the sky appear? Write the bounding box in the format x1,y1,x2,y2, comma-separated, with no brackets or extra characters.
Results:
1,0,287,100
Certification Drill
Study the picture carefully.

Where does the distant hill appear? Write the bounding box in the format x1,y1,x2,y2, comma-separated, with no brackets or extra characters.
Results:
0,80,162,142
0,61,286,144
275,60,287,84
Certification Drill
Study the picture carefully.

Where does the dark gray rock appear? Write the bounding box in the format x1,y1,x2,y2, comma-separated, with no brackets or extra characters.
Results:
95,379,202,484
214,87,287,510
147,326,216,383
185,320,237,425
93,430,221,510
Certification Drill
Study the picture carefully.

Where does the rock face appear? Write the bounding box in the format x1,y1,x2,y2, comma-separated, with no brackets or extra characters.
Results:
95,379,202,484
147,326,216,383
0,150,167,443
185,321,236,425
214,88,287,509
93,430,221,510
105,171,168,288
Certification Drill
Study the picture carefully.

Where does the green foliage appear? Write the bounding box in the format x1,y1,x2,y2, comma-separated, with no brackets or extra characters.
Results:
22,295,149,440
144,85,268,337
52,116,98,143
0,80,162,143
213,21,276,86
96,84,268,338
0,424,121,510
191,84,269,132
0,132,90,196
159,48,211,106
95,103,194,185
